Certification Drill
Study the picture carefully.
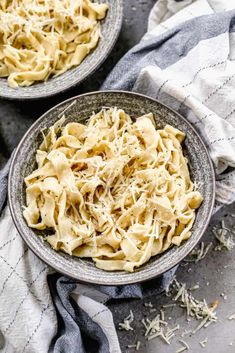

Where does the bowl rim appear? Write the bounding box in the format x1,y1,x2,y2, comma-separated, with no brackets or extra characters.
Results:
8,90,216,285
0,0,123,101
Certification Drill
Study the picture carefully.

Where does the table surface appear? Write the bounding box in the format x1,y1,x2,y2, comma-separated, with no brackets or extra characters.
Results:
0,1,235,353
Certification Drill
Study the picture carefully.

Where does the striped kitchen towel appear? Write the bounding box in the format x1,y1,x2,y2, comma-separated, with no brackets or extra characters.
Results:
1,0,235,352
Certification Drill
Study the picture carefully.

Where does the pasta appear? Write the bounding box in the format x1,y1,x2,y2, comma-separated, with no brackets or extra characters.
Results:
23,108,203,272
0,0,108,88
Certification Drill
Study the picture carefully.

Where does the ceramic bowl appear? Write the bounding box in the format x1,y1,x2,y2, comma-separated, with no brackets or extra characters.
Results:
8,91,215,285
0,1,123,100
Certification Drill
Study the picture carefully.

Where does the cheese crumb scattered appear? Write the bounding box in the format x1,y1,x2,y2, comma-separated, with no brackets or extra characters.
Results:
142,311,179,345
119,310,134,331
200,338,208,348
184,242,212,263
176,339,189,352
162,304,176,308
220,293,227,300
181,329,192,337
212,225,235,251
228,314,235,320
127,341,141,351
189,284,200,291
149,308,157,313
176,347,187,353
160,309,165,321
167,278,218,333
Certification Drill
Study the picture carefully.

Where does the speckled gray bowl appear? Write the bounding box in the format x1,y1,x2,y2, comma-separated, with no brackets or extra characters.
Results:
0,1,123,100
8,91,215,285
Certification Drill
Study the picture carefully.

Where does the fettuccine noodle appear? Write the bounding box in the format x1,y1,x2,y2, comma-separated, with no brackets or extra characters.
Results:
0,0,108,88
23,108,203,272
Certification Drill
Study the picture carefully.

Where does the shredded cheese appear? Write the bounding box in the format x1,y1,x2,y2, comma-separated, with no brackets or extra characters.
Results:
143,312,180,345
179,339,189,350
24,108,203,272
118,310,134,331
184,242,212,263
212,222,235,251
150,308,157,313
228,314,235,320
176,340,189,353
200,338,208,348
127,341,141,351
168,278,218,333
162,304,176,308
220,293,227,300
189,284,200,291
136,341,141,351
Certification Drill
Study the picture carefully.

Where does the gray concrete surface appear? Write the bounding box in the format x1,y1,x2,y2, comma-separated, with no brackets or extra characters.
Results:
0,1,234,352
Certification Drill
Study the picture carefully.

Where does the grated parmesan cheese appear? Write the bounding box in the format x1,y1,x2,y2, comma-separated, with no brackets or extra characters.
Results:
212,224,235,251
228,314,235,320
160,309,165,321
176,339,189,353
150,308,157,313
184,242,212,263
0,1,108,88
136,341,140,351
142,311,179,345
176,347,187,353
121,269,234,350
168,278,218,333
220,293,227,300
118,310,134,331
181,329,192,337
189,284,200,291
200,337,208,348
127,341,141,351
